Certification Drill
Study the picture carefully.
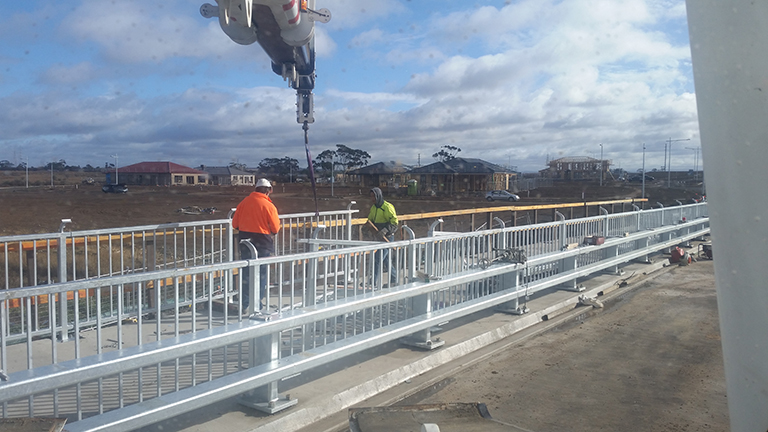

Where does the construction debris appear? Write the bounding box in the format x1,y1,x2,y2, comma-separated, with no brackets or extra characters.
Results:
177,206,217,215
578,295,604,309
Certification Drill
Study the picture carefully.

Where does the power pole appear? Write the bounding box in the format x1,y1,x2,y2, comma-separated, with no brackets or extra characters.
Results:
599,143,604,186
666,137,690,188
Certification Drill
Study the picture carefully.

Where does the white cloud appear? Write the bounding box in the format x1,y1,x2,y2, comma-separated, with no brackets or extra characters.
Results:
41,62,100,85
59,0,248,63
320,0,408,30
349,29,386,49
314,26,338,58
0,0,699,172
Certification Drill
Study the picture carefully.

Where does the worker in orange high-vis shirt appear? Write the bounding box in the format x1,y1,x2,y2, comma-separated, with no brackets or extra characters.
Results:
232,178,280,311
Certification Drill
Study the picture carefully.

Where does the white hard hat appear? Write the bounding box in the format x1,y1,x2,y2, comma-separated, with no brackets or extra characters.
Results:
255,178,272,188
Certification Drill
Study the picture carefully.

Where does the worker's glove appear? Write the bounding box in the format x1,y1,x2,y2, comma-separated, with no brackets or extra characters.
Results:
383,224,398,237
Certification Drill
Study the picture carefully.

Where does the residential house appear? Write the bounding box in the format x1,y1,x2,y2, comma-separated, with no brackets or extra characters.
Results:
539,156,610,180
347,161,410,190
112,162,209,186
410,158,515,194
199,166,254,186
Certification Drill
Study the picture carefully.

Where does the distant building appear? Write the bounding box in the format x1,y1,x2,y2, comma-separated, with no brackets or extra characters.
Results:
410,158,515,194
199,165,254,186
347,161,410,189
540,156,610,181
112,162,209,186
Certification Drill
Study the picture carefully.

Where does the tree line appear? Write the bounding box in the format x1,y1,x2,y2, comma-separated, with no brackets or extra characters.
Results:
2,142,455,181
253,144,371,182
0,159,102,172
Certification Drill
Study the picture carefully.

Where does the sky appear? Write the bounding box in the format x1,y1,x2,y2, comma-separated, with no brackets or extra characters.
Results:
0,0,700,173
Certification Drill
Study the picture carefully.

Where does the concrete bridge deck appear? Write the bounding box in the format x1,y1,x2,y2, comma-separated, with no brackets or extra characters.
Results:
133,246,727,432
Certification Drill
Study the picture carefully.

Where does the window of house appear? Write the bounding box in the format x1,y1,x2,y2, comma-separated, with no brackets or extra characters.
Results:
174,175,182,183
186,176,194,184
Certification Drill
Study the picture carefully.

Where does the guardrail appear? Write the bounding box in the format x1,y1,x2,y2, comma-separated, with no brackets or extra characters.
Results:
0,203,709,431
0,199,642,294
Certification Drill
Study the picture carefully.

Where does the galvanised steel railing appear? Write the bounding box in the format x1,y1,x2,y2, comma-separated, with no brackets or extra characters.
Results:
0,207,359,285
0,203,709,431
0,208,359,340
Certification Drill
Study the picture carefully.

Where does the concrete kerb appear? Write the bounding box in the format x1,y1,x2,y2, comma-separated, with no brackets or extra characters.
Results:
246,245,698,432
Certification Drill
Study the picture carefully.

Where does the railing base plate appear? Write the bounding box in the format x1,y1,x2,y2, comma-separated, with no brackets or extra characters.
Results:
558,284,585,292
401,338,446,351
497,305,530,315
238,395,298,414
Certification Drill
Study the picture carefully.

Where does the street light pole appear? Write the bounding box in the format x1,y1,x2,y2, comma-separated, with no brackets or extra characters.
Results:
599,143,604,186
25,156,29,188
686,146,700,181
111,154,118,184
666,137,690,188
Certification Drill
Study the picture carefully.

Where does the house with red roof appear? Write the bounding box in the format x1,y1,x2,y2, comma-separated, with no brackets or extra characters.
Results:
110,162,209,186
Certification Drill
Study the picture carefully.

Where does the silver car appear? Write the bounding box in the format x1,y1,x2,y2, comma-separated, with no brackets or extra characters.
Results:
485,190,519,202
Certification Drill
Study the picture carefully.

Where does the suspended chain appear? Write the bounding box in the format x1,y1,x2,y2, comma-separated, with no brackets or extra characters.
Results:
303,121,320,216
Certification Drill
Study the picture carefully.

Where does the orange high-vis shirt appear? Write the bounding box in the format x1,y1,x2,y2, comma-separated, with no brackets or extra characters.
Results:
232,192,280,235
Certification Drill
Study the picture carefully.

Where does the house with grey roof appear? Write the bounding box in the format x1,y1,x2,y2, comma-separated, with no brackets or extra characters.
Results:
347,161,410,189
199,166,255,186
112,162,209,186
539,156,610,180
409,158,516,195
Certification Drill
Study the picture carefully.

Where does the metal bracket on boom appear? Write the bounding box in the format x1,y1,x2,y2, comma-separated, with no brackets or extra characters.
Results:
297,90,314,124
305,7,332,23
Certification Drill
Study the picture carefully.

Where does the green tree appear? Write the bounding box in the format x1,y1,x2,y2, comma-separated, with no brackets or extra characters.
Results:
313,149,337,177
229,161,248,171
432,145,461,162
45,159,67,171
0,160,13,169
334,145,370,171
257,157,300,181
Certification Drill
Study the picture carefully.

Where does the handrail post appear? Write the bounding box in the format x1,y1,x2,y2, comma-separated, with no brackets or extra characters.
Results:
427,219,444,237
239,239,258,313
555,211,566,250
402,222,446,350
227,208,236,306
656,203,665,227
346,201,356,241
493,217,505,229
236,237,296,413
305,225,326,308
402,226,416,284
599,207,609,237
238,331,298,414
58,219,72,342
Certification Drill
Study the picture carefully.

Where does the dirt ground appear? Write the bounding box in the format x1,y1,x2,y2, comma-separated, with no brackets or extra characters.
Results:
400,260,728,431
0,172,704,236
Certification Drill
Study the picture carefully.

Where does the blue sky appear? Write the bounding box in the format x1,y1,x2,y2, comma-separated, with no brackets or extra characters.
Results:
0,0,699,173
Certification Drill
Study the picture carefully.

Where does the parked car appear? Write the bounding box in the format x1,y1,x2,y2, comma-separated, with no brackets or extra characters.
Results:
485,190,520,202
102,183,128,194
628,174,655,182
